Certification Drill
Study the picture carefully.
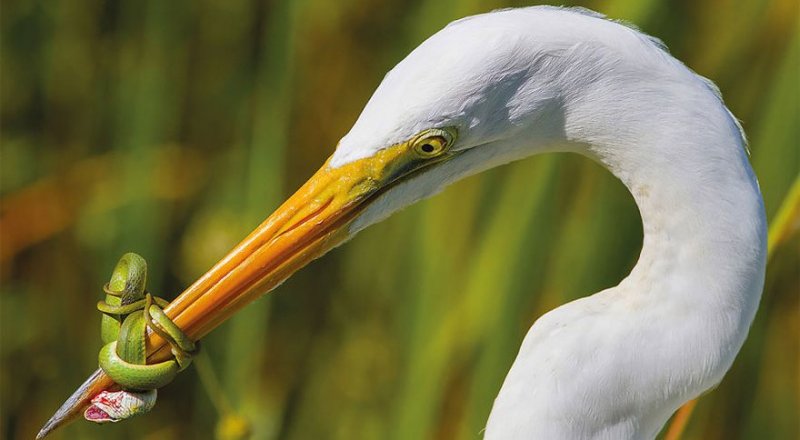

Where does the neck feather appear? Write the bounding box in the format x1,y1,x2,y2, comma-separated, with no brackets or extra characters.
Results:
484,64,767,439
565,71,767,357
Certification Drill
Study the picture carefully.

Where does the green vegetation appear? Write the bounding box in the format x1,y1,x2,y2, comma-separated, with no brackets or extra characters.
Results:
1,0,797,439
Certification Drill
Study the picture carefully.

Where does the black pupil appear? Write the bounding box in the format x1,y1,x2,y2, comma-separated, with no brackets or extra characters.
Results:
421,143,435,153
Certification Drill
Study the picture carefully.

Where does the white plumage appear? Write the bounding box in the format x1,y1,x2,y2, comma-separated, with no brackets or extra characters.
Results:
330,7,766,439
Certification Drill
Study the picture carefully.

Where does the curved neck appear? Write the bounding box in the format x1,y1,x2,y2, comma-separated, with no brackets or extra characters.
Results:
484,66,768,438
565,76,766,329
602,141,764,312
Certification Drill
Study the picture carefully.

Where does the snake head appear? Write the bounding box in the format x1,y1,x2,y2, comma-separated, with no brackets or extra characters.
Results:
83,389,157,423
107,253,149,304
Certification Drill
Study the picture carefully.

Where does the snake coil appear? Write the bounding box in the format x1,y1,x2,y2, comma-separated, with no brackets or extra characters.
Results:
84,253,198,423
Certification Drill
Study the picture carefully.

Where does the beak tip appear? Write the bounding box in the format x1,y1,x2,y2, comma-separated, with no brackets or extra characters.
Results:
38,368,109,439
36,415,60,440
37,404,69,439
36,424,54,440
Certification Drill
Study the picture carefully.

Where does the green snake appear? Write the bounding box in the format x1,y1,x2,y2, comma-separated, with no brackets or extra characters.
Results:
84,253,197,423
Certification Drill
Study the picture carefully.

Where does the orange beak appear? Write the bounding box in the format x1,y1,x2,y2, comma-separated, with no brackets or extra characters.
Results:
38,137,457,438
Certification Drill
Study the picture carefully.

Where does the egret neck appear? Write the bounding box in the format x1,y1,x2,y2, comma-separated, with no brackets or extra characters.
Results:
483,50,767,437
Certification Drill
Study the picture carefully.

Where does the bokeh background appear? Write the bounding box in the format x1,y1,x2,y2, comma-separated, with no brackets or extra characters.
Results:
1,0,798,439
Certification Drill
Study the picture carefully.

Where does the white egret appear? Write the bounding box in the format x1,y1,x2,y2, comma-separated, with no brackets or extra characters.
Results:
41,6,766,439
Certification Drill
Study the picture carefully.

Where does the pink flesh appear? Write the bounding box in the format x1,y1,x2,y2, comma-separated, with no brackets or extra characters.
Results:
83,405,112,423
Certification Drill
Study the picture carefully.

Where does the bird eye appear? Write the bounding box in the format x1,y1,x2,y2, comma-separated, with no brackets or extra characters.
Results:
412,128,455,158
415,136,445,156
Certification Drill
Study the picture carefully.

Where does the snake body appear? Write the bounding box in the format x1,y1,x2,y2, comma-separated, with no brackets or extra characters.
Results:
84,253,197,423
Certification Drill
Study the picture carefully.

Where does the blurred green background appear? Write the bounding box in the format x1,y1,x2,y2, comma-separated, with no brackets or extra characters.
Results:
1,0,798,439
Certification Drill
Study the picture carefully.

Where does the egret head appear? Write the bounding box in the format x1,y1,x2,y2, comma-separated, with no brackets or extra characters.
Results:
332,8,587,167
328,11,582,232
